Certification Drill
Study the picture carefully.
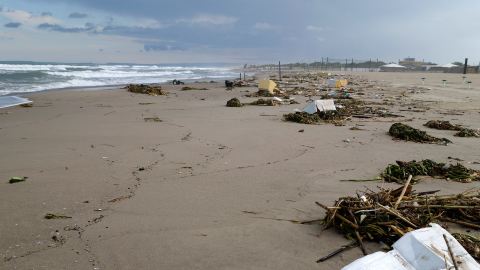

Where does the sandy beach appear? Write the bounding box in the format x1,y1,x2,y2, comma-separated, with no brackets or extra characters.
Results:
1,72,479,269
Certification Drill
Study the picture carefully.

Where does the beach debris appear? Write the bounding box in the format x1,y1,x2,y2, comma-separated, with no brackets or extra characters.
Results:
126,84,167,96
285,99,399,125
284,112,321,124
44,213,72,219
225,80,234,89
249,98,276,106
9,176,27,184
303,99,336,114
424,120,462,131
389,123,451,144
455,128,480,138
172,79,185,85
424,120,479,138
316,185,480,262
226,98,243,107
144,117,162,122
341,224,480,270
181,86,208,91
382,160,480,183
452,233,480,260
327,79,348,88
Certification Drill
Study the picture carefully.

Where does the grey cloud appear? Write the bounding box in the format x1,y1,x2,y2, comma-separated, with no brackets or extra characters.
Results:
37,23,94,33
69,12,88,19
144,43,186,52
41,12,53,16
4,22,22,28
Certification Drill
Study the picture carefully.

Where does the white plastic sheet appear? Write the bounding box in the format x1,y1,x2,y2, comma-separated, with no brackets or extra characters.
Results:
303,100,336,114
342,224,480,270
0,96,32,108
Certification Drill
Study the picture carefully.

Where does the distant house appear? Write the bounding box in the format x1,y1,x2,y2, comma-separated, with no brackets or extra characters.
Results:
380,63,407,72
429,63,459,72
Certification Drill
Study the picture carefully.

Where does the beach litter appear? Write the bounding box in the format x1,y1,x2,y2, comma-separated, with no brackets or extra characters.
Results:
316,184,480,264
144,117,162,122
389,123,451,144
0,96,33,109
126,84,167,96
382,160,480,184
9,176,27,184
284,99,400,125
226,98,243,107
44,213,72,219
341,224,480,270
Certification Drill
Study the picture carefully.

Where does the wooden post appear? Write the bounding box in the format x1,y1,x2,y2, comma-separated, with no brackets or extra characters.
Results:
351,58,354,71
278,61,282,81
464,58,468,75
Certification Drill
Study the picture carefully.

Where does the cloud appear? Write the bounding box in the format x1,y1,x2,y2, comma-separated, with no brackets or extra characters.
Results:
0,8,60,26
41,12,52,16
306,25,323,32
4,22,21,28
144,42,185,52
177,14,237,26
37,23,95,33
68,12,88,19
253,22,275,31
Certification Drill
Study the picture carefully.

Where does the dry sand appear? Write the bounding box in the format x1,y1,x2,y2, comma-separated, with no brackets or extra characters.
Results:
1,72,479,269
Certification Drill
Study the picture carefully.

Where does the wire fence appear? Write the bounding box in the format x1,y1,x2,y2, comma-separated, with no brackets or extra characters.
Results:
251,58,388,72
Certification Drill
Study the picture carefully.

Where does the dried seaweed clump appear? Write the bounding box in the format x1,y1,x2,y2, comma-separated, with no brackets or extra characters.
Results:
318,186,480,251
284,112,321,124
250,99,276,106
389,123,451,144
424,120,462,131
226,98,243,107
382,160,479,183
181,86,208,91
126,84,166,95
455,128,480,138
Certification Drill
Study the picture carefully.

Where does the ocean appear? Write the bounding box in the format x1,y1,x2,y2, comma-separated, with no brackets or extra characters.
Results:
0,62,238,96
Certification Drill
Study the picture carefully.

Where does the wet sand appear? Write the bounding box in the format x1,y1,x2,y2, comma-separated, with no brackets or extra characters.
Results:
1,72,479,269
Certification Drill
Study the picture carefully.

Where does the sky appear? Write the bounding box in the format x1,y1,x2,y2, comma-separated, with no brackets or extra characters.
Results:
0,0,479,64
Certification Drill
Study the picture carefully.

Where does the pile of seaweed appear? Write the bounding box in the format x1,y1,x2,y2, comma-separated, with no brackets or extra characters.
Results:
424,120,480,138
456,128,480,138
226,98,243,107
181,86,208,91
249,98,276,106
389,123,451,144
382,159,480,183
316,186,480,261
284,99,400,125
126,84,167,96
246,90,275,98
424,120,462,131
284,112,321,124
